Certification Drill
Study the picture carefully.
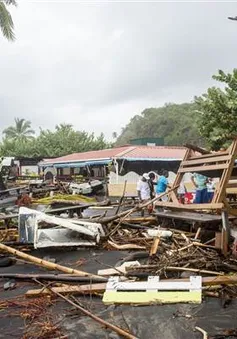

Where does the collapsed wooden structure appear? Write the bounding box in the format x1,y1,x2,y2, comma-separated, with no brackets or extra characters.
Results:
156,138,237,213
155,138,237,254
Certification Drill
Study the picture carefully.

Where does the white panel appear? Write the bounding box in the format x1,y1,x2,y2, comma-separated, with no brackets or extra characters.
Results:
106,276,202,292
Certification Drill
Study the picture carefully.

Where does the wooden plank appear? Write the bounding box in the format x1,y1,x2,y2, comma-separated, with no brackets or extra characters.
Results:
26,275,237,297
221,227,228,257
189,151,229,161
194,227,201,240
182,155,231,166
202,275,237,286
47,204,91,213
153,210,223,223
155,201,223,210
228,208,237,216
0,213,18,221
226,188,237,194
26,282,107,297
98,261,140,276
215,232,222,249
178,164,229,173
149,237,160,256
103,291,202,304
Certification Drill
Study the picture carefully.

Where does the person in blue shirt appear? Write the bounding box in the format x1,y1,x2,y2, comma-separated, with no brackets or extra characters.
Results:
191,173,208,204
156,169,170,200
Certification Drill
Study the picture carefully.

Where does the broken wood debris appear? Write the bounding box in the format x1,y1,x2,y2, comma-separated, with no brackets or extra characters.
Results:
35,280,137,339
0,243,103,279
25,274,237,297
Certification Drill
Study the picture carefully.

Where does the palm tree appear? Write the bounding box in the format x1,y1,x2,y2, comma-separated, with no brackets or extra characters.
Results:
3,118,35,142
0,0,17,41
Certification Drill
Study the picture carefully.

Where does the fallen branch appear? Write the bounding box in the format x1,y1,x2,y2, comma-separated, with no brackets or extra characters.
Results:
34,280,137,339
0,243,103,279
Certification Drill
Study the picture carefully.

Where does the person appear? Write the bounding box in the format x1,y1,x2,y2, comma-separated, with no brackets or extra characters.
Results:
207,178,215,202
191,173,208,204
178,182,187,204
156,169,170,201
137,173,152,215
137,173,151,202
148,172,156,199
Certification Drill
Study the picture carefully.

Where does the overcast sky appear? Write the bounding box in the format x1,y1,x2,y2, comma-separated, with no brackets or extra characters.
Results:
0,0,237,140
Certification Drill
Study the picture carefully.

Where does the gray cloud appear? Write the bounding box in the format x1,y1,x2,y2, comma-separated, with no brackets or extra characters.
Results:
0,1,237,139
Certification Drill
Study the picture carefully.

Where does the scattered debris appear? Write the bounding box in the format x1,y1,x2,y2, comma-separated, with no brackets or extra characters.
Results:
3,280,16,290
35,280,137,339
2,141,237,337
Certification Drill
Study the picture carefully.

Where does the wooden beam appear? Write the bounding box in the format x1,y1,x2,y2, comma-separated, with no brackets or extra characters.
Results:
184,143,209,155
182,155,231,166
178,164,229,173
26,282,107,297
149,237,160,256
26,275,237,297
189,151,229,160
227,208,237,216
155,201,223,210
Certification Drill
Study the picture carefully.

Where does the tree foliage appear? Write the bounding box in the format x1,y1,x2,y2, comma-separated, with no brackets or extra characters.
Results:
0,120,111,158
195,69,237,150
116,102,204,146
0,0,16,41
3,118,35,142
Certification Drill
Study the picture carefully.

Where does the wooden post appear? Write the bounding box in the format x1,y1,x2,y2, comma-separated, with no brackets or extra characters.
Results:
221,210,230,256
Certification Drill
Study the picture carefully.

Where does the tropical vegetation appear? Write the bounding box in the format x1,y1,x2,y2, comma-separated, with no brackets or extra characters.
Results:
0,120,111,157
0,0,16,41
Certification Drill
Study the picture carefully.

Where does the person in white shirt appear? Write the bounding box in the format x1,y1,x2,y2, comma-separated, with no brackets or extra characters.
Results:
137,173,153,215
137,173,151,202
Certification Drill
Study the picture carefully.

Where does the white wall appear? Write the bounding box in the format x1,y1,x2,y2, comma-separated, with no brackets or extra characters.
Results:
20,165,38,175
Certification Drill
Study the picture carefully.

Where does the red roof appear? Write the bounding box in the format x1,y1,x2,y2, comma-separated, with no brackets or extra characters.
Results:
40,145,186,166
